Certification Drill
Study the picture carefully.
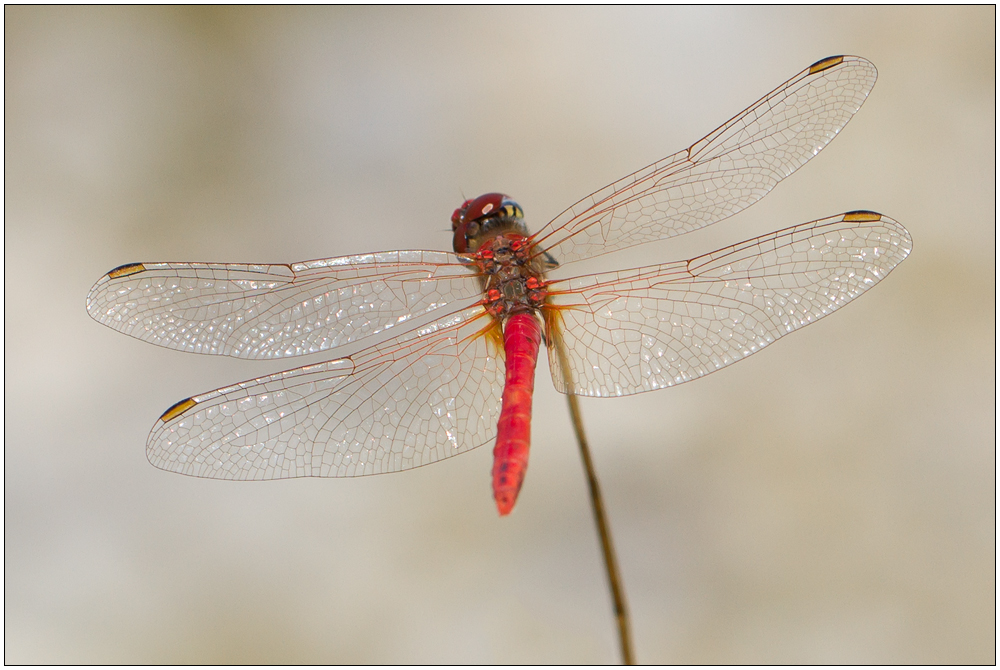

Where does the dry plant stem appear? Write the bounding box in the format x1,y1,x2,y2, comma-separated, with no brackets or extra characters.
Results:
565,393,635,665
555,338,634,664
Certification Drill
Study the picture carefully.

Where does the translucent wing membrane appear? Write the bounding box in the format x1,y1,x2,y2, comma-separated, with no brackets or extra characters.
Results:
546,212,911,397
532,56,878,266
147,306,505,479
86,252,481,359
90,55,908,497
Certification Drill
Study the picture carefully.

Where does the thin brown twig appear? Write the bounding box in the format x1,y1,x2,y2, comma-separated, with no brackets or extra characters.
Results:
556,341,634,665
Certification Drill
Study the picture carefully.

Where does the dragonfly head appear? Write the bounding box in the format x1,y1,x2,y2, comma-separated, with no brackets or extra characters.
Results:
452,193,526,253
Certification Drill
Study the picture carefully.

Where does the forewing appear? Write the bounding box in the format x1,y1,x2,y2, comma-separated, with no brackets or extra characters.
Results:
147,306,505,479
531,56,878,266
86,251,482,359
546,212,911,397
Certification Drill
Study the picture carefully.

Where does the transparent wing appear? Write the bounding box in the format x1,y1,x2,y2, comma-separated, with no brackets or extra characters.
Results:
531,56,877,266
86,251,482,359
146,306,505,479
546,212,911,397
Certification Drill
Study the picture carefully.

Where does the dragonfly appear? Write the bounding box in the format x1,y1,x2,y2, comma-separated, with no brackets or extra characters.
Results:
88,55,910,516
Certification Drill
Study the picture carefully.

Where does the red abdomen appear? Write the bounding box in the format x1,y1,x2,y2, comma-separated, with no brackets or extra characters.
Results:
492,311,543,516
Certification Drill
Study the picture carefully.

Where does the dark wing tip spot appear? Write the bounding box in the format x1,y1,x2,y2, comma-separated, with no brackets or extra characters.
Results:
160,397,197,422
108,263,146,279
809,55,845,74
843,210,882,222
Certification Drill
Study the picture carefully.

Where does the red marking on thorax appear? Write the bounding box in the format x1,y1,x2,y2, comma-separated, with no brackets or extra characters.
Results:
474,233,549,321
492,312,543,516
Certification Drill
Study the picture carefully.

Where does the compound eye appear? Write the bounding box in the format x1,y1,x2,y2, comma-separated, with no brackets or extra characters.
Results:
452,224,468,253
460,193,507,224
451,199,476,229
466,221,480,238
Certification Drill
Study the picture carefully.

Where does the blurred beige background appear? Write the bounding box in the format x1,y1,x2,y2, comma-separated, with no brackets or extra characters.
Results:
5,6,994,664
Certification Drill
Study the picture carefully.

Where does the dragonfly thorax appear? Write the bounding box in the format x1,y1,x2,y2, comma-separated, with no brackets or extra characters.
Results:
474,233,549,320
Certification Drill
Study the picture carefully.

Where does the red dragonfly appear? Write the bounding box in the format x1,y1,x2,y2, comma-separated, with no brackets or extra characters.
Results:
88,56,910,516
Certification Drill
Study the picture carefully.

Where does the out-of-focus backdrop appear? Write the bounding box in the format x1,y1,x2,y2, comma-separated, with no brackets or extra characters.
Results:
5,6,994,664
